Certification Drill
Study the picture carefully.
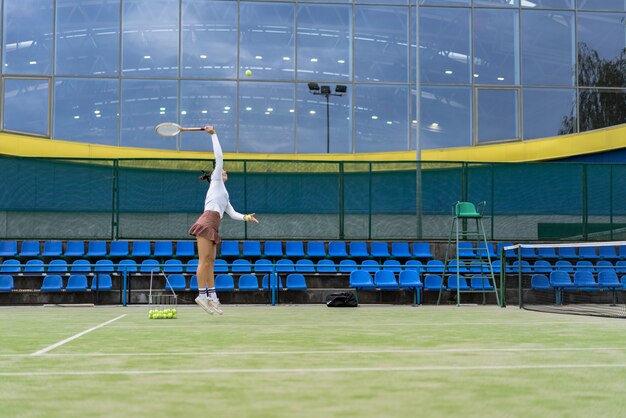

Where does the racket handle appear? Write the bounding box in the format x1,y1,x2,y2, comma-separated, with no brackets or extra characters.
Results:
181,127,205,132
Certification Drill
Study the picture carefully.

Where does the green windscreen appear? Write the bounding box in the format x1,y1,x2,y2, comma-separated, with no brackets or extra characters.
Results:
1,156,624,241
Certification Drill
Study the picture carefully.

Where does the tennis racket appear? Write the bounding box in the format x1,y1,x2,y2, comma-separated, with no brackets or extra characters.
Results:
155,122,205,137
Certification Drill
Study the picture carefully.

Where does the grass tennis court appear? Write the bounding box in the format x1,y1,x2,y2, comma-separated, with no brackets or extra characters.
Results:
2,305,626,418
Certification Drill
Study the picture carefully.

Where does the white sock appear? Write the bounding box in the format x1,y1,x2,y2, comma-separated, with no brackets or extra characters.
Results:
207,287,218,301
198,289,207,300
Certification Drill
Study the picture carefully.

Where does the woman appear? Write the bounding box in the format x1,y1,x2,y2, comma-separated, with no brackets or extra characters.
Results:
188,125,259,314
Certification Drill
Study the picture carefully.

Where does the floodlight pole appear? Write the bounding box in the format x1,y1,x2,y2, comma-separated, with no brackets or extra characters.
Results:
308,83,346,153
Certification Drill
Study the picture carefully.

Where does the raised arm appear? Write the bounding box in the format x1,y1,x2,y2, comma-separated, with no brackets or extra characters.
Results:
205,125,223,181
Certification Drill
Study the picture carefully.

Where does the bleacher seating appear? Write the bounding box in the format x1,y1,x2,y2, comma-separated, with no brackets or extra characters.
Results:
154,241,173,258
306,241,327,258
391,242,411,259
295,259,315,273
349,270,375,290
0,275,14,291
175,241,195,258
286,273,307,290
328,241,348,258
109,241,130,257
66,275,88,292
0,241,18,257
164,274,186,291
242,241,261,258
91,274,113,291
215,274,235,291
1,259,20,274
264,241,284,258
40,275,63,292
86,241,107,258
64,241,86,257
349,242,369,258
42,241,63,257
370,242,390,258
374,270,398,289
238,274,259,291
19,241,40,257
285,241,305,258
220,241,240,258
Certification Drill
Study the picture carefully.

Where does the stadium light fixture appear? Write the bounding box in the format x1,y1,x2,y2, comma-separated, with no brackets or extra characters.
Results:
308,83,348,153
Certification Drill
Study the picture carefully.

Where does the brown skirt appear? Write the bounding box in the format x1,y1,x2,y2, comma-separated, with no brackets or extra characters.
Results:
188,210,222,244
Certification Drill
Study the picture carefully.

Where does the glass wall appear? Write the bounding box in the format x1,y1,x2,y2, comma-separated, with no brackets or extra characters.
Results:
1,0,626,153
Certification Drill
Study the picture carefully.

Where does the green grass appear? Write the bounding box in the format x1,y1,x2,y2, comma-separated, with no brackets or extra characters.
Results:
1,305,626,418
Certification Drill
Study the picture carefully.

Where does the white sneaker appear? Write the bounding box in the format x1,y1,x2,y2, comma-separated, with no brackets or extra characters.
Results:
195,296,214,315
208,298,223,315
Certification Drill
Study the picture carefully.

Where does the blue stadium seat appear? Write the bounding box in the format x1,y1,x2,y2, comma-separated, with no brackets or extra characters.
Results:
448,259,469,273
40,275,63,292
164,274,187,291
423,275,443,291
616,261,626,275
391,242,412,259
404,260,423,272
339,259,358,273
328,241,348,258
476,242,497,259
118,259,138,274
595,260,614,274
496,242,516,258
491,260,504,274
470,275,493,290
66,275,88,292
425,260,444,274
619,245,626,260
370,242,390,258
0,259,20,274
511,260,531,274
48,259,68,274
295,259,315,273
42,241,63,257
262,274,283,290
520,246,537,259
599,245,618,260
220,241,240,258
360,259,379,273
575,260,594,273
537,247,558,260
108,241,130,257
398,270,423,289
154,241,173,258
254,259,273,273
555,260,574,273
578,246,598,260
412,243,433,259
189,275,198,290
140,259,160,274
19,241,40,257
349,270,375,289
349,241,369,258
94,259,115,274
70,259,91,273
86,241,107,258
573,271,599,288
382,259,402,273
558,246,577,259
91,274,113,291
447,275,470,291
264,241,283,258
598,271,623,289
306,241,327,258
0,241,17,257
131,241,152,258
163,259,183,273
530,274,551,290
275,259,295,273
175,241,196,258
457,242,475,258
232,259,252,273
549,271,575,288
0,274,14,291
23,259,44,274
214,259,229,273
238,274,259,291
533,260,552,274
215,274,235,291
399,270,423,304
64,241,85,257
186,259,198,273
316,259,337,274
242,241,261,258
374,270,399,289
286,273,307,290
285,241,305,258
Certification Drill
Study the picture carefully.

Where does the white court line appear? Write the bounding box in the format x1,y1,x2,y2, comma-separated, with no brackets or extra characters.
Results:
3,363,626,377
5,346,626,358
30,314,127,357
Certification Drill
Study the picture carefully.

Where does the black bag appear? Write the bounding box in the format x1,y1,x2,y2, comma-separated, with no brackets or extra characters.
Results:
325,292,358,307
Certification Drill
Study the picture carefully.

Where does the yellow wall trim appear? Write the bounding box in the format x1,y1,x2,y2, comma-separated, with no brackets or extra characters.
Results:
1,123,625,162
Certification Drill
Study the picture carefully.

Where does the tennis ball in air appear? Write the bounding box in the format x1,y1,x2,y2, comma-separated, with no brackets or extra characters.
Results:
245,70,252,77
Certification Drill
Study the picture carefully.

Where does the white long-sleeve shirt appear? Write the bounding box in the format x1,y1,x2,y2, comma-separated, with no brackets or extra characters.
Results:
203,134,245,221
